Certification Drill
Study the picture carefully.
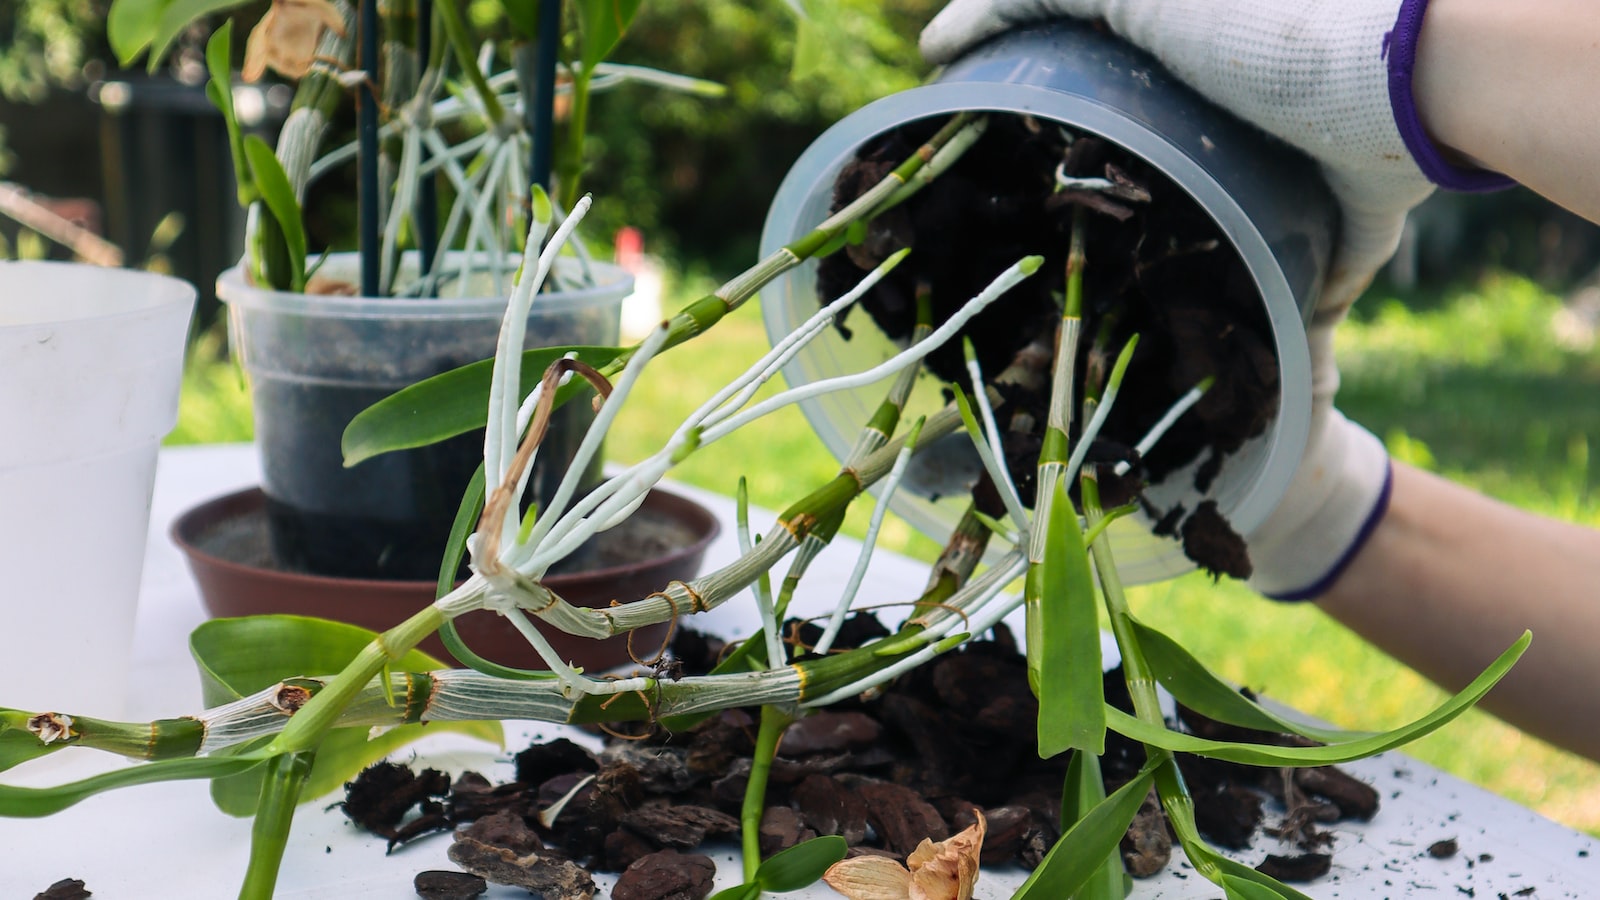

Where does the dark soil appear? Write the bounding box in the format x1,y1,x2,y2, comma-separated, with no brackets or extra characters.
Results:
816,113,1274,578
32,880,90,900
344,619,1378,894
248,281,615,581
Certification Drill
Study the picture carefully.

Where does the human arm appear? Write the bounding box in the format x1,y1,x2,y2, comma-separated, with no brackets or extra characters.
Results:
1318,462,1600,762
1410,0,1600,224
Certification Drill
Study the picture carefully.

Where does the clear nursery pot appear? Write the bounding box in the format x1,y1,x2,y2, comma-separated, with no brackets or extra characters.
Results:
759,18,1338,584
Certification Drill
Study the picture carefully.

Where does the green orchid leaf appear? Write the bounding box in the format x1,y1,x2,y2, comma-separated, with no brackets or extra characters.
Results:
1061,750,1129,900
341,345,627,466
1129,616,1375,745
202,22,256,208
206,719,485,816
191,616,502,812
0,755,265,817
574,0,643,71
0,722,68,772
1222,874,1297,900
1107,631,1528,766
1013,760,1157,899
753,835,848,892
242,134,307,291
1031,475,1103,758
148,0,256,71
107,0,169,65
191,615,451,703
707,883,762,900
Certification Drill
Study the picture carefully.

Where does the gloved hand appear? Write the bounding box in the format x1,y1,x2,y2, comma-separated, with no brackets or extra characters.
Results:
922,0,1512,597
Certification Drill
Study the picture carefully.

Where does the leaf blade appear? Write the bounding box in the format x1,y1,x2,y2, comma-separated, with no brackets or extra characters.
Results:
1129,616,1375,745
242,134,307,291
1031,476,1103,758
1013,760,1157,899
1107,632,1529,766
341,345,626,466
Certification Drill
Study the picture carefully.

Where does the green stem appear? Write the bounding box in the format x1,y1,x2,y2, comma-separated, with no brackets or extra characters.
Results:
435,0,506,125
1083,475,1214,880
742,705,795,879
238,749,316,900
267,604,447,753
558,70,593,211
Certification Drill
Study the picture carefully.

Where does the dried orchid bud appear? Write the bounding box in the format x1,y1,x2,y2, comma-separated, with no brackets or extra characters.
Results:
823,812,986,900
243,0,347,83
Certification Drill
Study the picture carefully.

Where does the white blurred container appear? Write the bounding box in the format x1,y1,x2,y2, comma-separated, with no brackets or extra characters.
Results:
760,20,1337,583
0,261,194,717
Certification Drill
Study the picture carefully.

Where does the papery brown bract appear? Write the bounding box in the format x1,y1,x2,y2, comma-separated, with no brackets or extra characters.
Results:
243,0,346,82
823,812,987,900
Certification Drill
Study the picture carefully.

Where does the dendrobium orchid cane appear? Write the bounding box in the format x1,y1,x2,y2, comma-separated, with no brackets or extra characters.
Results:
0,113,1532,900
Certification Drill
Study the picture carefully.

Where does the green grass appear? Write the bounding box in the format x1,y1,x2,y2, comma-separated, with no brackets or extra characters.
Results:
172,269,1600,833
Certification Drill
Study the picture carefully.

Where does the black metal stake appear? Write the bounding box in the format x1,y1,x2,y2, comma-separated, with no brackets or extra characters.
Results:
415,0,438,284
528,0,562,197
358,0,381,297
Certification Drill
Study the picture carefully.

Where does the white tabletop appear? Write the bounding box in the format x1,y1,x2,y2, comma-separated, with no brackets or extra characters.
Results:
2,444,1594,898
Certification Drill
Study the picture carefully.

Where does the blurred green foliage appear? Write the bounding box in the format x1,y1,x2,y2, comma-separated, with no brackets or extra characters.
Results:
0,0,111,103
580,0,940,271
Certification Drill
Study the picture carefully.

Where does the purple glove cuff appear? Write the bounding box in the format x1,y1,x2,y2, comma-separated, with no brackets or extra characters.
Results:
1385,0,1516,193
1267,461,1395,603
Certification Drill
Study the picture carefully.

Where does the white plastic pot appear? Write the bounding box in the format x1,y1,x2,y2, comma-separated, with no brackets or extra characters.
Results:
0,261,194,717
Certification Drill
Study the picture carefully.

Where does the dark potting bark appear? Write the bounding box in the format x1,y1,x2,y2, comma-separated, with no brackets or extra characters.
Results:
817,113,1271,577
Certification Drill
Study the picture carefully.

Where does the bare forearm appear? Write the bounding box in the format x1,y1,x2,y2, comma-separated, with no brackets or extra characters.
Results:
1414,0,1600,221
1317,462,1600,761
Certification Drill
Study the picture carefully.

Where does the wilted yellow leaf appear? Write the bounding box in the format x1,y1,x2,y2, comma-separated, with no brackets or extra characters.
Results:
823,812,987,900
243,0,347,82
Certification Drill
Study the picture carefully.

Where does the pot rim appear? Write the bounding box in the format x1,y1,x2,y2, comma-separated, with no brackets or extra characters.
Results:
217,254,634,321
172,484,722,591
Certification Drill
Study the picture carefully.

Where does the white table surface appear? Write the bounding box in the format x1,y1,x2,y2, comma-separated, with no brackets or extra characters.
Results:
2,443,1595,899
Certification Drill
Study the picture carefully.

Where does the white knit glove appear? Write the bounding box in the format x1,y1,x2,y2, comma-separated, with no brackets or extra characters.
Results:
923,0,1507,597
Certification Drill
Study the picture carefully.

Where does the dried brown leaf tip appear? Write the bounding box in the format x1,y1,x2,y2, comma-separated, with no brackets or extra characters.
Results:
823,811,986,900
243,0,347,82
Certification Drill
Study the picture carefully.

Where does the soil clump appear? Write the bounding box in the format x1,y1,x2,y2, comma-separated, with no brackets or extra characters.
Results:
817,113,1278,577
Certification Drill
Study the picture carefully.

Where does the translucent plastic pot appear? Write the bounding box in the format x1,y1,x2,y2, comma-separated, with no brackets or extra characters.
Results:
0,261,193,718
760,19,1338,583
220,255,629,580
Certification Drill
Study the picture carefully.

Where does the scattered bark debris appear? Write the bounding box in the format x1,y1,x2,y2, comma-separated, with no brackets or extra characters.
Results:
340,761,452,848
33,879,90,900
446,831,595,899
611,850,717,900
413,869,487,900
1256,852,1333,882
342,622,1379,891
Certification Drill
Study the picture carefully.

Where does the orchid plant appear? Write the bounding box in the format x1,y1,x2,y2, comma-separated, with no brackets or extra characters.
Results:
0,115,1529,900
106,0,725,298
